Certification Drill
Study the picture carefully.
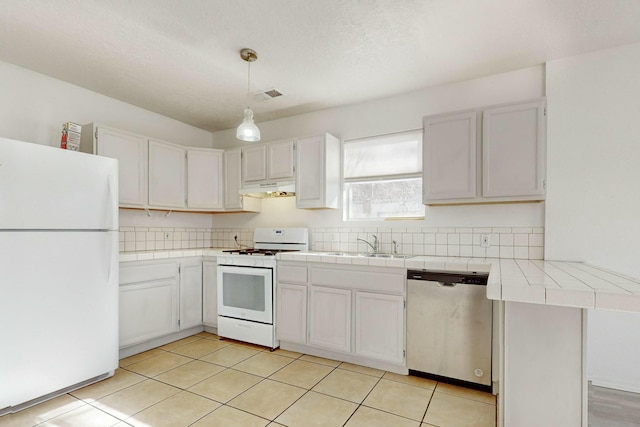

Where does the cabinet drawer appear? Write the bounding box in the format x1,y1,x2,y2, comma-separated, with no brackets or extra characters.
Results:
310,267,404,294
120,261,178,285
278,265,308,284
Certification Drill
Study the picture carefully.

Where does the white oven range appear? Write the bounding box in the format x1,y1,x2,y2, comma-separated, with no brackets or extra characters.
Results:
216,228,308,350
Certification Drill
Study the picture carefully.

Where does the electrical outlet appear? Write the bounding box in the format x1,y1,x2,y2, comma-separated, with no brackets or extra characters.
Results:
481,235,490,248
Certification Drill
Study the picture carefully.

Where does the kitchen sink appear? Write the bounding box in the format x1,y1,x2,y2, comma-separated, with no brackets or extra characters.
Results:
365,253,414,259
323,252,414,259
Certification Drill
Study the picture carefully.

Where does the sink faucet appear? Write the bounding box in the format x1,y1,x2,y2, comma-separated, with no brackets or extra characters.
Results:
357,235,379,253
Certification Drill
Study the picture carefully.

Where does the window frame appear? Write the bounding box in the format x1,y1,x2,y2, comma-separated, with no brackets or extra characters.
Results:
343,130,424,221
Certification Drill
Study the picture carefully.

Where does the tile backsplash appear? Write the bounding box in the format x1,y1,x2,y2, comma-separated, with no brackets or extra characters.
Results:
120,226,544,260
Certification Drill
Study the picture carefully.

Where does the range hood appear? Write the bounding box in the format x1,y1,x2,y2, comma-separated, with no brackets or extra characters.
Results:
239,181,296,198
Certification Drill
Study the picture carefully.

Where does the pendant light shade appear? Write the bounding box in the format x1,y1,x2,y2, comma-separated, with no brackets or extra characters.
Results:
236,107,261,141
236,48,261,142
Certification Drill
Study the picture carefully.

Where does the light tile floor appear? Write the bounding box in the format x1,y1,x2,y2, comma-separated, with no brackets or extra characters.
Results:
0,332,496,427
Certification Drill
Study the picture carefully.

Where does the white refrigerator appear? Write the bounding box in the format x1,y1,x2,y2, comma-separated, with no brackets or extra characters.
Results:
0,137,119,413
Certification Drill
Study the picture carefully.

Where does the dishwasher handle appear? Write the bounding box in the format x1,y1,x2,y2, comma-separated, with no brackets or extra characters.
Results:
436,281,458,287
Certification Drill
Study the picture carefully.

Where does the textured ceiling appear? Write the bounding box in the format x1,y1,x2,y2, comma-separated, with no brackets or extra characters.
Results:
1,0,640,132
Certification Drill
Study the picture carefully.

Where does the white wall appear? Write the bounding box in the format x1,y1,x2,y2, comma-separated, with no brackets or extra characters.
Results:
545,42,640,391
0,61,212,148
0,60,215,229
211,65,546,229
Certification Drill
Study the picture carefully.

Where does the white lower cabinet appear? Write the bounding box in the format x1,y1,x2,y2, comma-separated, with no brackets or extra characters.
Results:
119,258,206,349
202,260,218,327
276,283,307,344
309,286,352,353
278,262,406,370
355,291,404,364
179,260,203,330
119,261,180,347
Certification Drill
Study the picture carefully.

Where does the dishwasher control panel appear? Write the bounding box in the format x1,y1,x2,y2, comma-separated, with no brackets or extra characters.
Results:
407,270,489,286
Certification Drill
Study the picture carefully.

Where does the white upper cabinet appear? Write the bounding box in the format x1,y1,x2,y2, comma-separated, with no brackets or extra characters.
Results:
242,145,267,182
423,98,546,205
186,148,224,210
80,124,148,208
224,149,243,209
295,133,341,209
242,139,296,184
224,149,261,212
268,140,295,180
148,139,186,208
423,112,478,201
482,100,546,198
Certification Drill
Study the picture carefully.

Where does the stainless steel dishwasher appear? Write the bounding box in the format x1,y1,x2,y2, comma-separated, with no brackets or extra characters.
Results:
407,269,492,391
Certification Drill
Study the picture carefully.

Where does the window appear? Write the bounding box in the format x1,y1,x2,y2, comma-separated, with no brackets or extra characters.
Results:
344,130,424,220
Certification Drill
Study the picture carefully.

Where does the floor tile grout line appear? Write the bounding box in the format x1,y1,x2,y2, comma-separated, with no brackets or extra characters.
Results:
84,377,183,423
256,363,342,423
338,372,386,426
420,382,437,424
118,385,222,425
28,393,88,427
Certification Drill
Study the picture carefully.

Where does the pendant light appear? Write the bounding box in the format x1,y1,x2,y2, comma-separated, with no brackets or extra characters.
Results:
236,48,261,142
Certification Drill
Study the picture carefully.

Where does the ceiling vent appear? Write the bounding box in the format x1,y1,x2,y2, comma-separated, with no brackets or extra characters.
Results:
251,88,283,102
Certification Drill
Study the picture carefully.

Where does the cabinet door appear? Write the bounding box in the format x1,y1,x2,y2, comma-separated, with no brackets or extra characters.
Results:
295,135,324,208
179,261,203,330
277,283,307,344
187,148,224,209
423,112,477,201
224,149,242,209
203,260,217,327
95,127,147,207
242,145,267,182
309,286,351,353
148,140,186,208
268,140,295,180
482,100,546,198
355,292,404,365
119,279,179,347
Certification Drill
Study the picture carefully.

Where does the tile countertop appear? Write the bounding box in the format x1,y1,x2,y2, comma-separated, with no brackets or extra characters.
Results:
118,250,640,313
277,252,640,314
118,248,231,262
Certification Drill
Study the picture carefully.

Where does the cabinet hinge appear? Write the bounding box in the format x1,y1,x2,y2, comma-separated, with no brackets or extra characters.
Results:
403,350,406,359
95,128,98,140
543,180,547,190
178,319,181,328
179,266,181,273
544,107,547,116
403,300,406,309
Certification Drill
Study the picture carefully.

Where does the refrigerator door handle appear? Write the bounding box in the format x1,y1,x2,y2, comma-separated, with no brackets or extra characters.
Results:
104,232,114,283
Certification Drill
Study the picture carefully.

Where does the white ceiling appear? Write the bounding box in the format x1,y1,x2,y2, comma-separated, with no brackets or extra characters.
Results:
1,0,640,133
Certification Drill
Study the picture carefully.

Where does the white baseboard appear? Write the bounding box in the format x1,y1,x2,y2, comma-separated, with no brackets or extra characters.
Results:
589,376,640,394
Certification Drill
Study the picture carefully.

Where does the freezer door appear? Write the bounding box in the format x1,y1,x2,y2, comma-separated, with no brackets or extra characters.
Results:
0,138,118,230
0,231,119,409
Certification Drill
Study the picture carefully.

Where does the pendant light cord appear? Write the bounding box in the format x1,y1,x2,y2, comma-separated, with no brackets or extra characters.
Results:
247,60,251,96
